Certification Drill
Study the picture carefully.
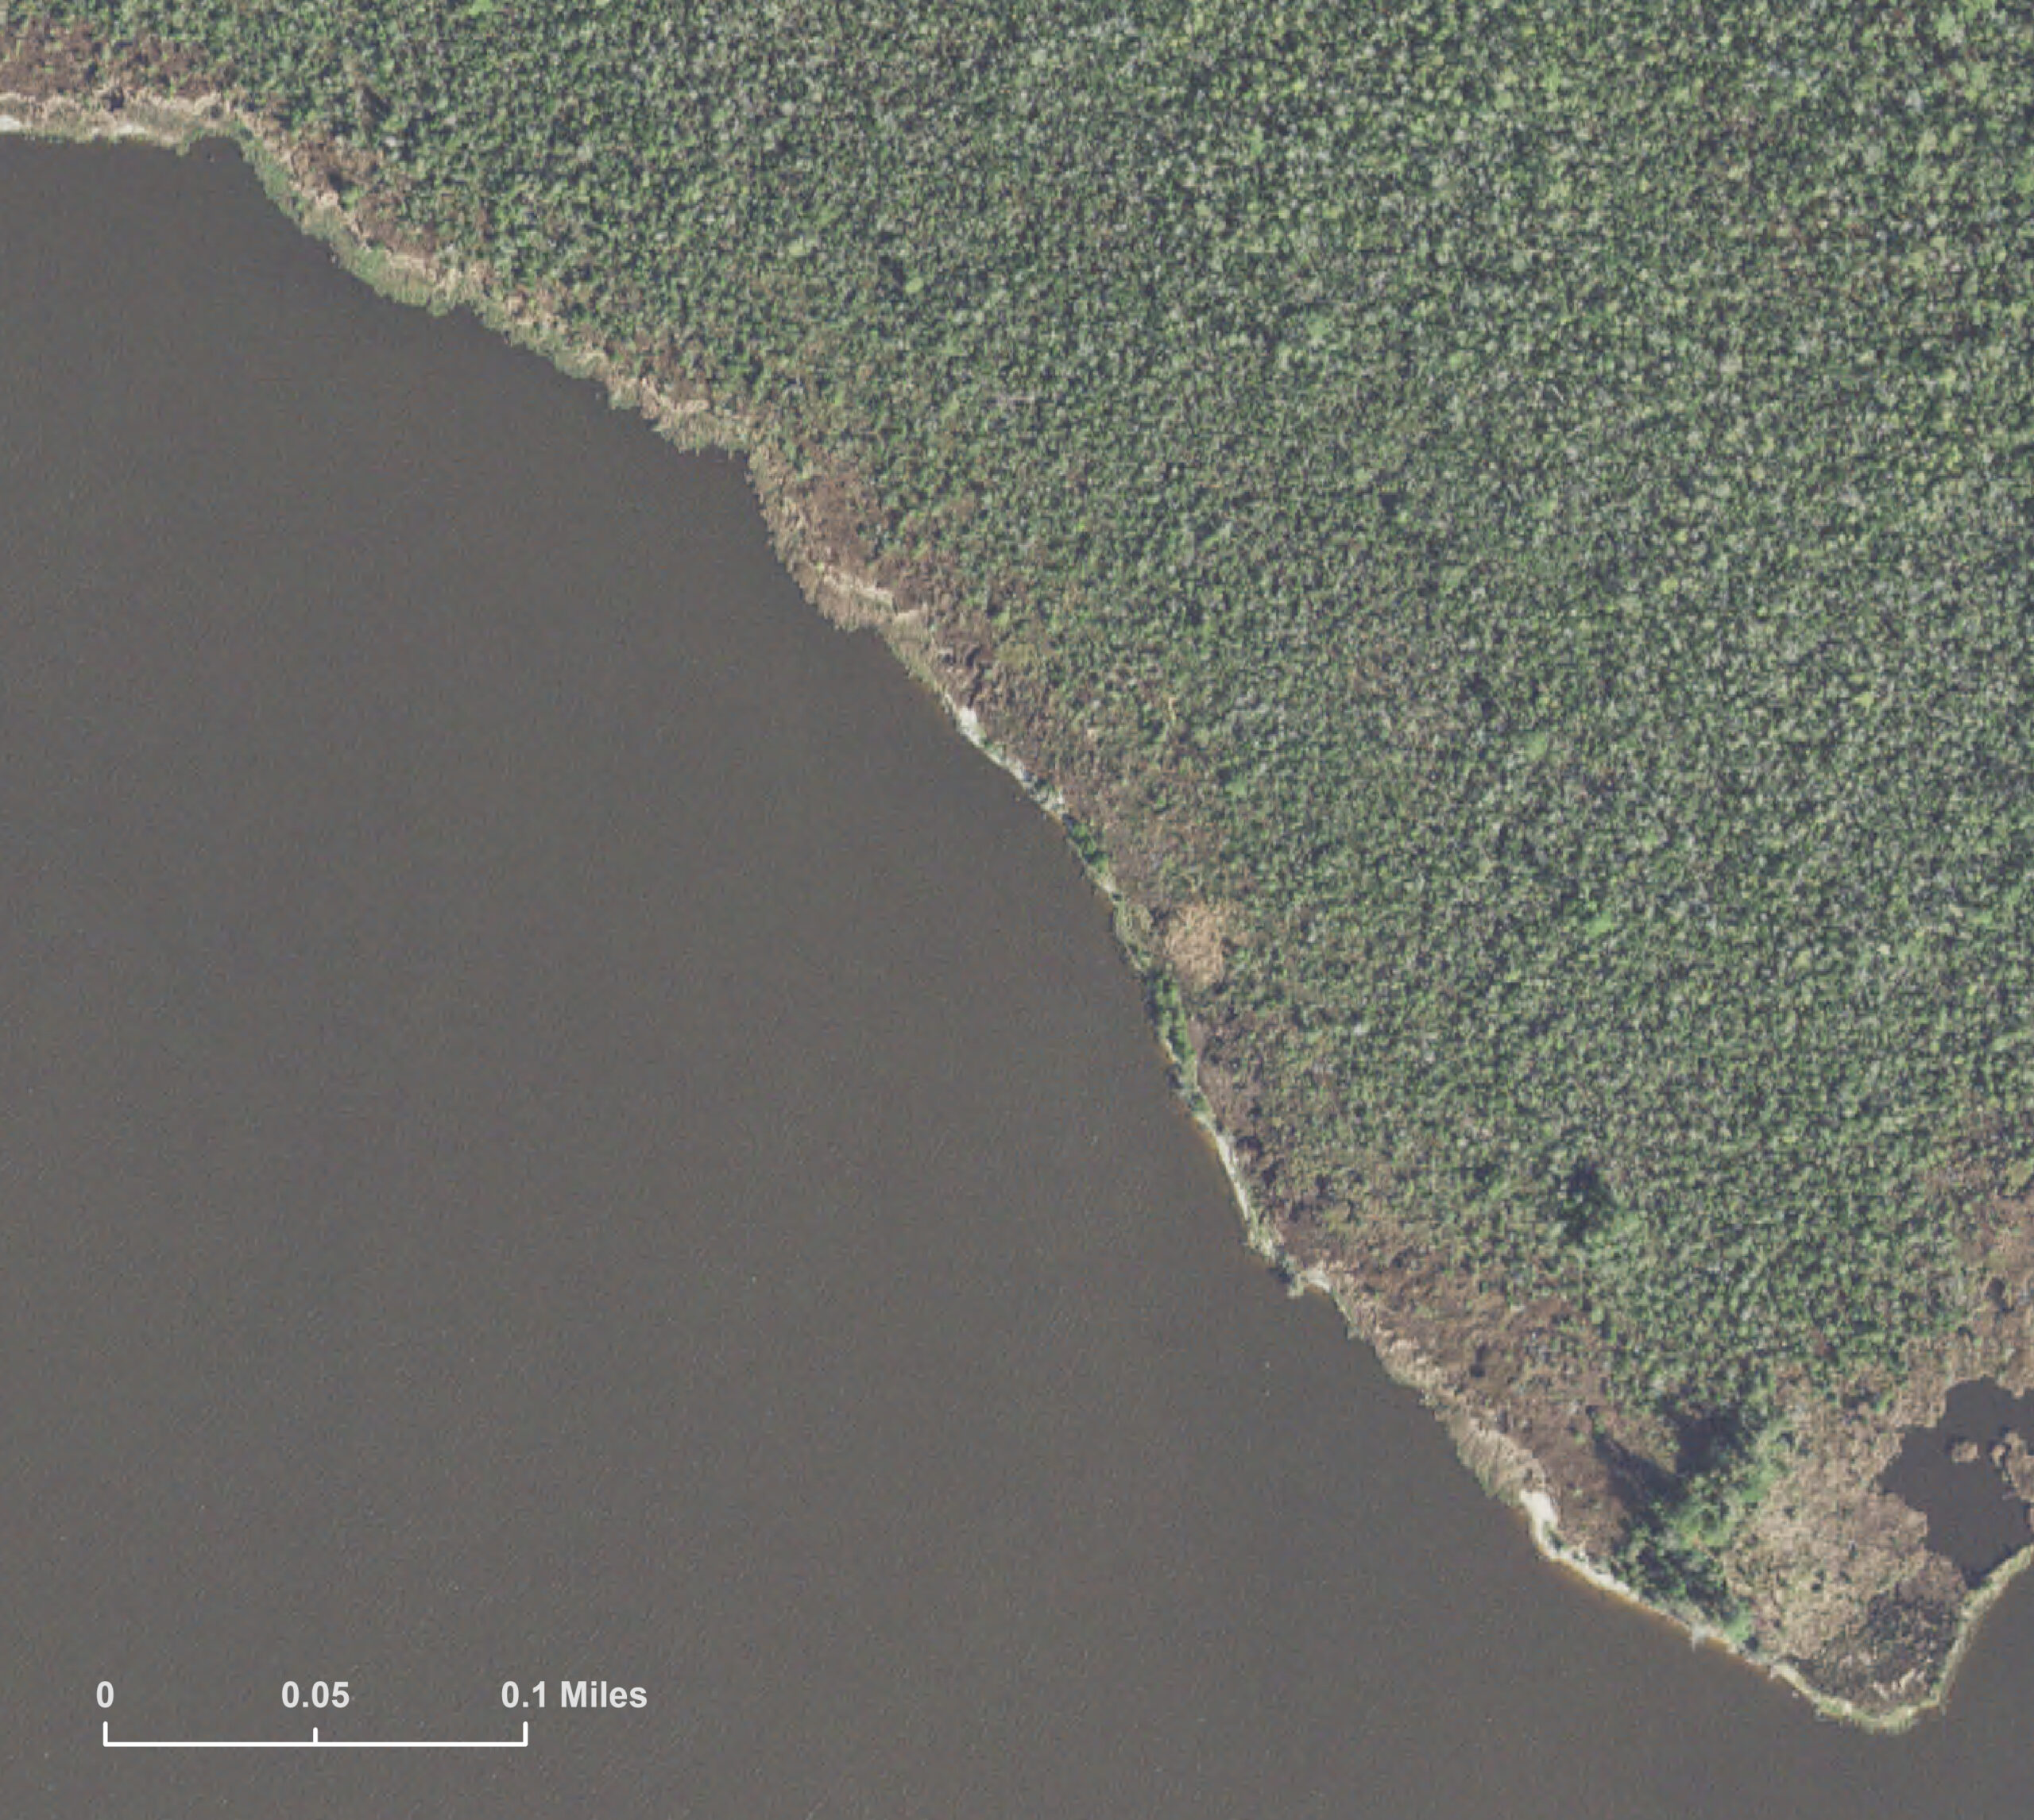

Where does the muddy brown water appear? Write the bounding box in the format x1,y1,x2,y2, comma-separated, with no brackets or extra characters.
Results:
2,137,2032,1819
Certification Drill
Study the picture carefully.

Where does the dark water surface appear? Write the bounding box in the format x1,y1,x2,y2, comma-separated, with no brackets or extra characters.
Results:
1884,1381,2034,1583
2,137,2031,1819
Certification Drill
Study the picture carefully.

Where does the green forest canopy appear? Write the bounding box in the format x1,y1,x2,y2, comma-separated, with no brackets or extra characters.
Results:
13,0,2034,1428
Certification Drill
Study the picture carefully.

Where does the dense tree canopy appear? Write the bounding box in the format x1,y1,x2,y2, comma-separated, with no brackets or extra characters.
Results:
10,0,2033,1453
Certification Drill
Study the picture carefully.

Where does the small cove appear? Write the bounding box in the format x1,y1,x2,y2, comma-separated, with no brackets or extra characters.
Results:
1883,1381,2034,1585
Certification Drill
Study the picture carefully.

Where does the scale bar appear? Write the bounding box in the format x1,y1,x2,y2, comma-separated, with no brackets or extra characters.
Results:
104,1720,529,1749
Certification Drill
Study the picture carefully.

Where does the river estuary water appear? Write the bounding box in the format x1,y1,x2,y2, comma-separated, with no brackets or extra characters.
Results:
2,137,2030,1820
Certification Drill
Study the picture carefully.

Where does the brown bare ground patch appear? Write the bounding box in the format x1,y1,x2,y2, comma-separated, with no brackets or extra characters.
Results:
1162,900,1231,990
0,17,99,101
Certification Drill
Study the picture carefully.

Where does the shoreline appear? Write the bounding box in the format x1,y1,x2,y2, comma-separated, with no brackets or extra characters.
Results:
5,79,2024,1733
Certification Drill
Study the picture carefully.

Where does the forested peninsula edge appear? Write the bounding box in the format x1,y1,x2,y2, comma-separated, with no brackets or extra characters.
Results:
6,1,2034,1727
